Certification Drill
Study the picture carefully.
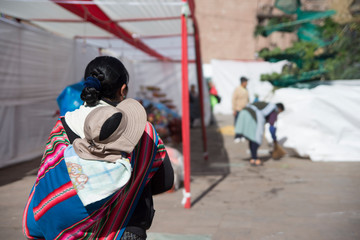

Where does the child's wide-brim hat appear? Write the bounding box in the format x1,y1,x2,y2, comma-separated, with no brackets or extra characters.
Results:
73,98,147,162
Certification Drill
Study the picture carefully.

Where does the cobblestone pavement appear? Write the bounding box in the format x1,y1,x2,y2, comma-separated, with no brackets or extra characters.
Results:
1,114,360,239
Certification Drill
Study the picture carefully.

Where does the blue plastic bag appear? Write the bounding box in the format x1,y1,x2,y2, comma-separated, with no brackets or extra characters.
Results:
57,81,84,116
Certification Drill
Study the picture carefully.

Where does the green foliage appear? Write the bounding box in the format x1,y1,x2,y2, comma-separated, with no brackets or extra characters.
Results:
258,17,360,87
254,16,295,37
254,25,265,37
260,72,282,82
258,41,319,70
319,17,341,40
323,22,360,80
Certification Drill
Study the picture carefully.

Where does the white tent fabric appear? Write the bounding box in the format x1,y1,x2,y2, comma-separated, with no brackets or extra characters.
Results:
85,35,196,61
127,60,210,122
0,0,195,61
210,59,287,115
0,18,207,168
0,18,100,168
266,82,360,162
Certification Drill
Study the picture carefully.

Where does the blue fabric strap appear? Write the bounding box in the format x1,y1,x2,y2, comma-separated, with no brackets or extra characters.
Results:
84,76,101,91
269,125,277,141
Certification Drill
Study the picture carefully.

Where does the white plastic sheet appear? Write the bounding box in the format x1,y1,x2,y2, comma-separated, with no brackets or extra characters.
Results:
267,83,360,161
0,19,210,168
127,60,211,125
0,19,100,168
209,59,360,161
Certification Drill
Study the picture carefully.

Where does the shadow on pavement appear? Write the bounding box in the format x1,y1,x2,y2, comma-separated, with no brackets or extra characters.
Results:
190,121,230,176
191,173,228,207
188,119,231,207
0,156,40,186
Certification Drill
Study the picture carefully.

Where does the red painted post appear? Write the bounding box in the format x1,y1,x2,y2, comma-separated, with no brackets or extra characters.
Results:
181,0,191,209
189,0,208,161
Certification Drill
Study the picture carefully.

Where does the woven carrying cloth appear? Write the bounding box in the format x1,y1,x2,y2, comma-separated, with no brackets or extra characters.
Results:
23,120,165,239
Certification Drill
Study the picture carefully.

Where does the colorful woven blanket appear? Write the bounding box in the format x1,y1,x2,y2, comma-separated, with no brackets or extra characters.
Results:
23,120,165,239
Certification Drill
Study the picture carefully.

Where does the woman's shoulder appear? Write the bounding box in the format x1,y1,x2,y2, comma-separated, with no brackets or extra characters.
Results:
50,119,69,141
144,121,155,133
143,121,156,137
140,121,163,146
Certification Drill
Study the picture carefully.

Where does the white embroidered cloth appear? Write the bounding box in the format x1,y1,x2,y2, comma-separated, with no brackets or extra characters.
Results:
64,145,132,206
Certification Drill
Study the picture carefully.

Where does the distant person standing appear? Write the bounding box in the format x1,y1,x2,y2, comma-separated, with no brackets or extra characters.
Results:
208,80,221,125
208,80,221,106
232,76,249,142
189,84,200,128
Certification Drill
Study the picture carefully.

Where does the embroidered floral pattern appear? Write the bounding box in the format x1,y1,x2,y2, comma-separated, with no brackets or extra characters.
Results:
66,162,88,191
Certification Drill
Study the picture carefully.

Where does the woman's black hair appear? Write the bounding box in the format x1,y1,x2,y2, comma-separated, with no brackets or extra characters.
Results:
276,103,285,111
81,56,129,106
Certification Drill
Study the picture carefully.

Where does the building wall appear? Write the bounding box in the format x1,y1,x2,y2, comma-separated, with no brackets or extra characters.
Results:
194,0,337,63
329,0,357,23
195,0,258,62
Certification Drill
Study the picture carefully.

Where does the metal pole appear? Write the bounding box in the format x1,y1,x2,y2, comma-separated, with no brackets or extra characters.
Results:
181,0,191,209
189,0,208,160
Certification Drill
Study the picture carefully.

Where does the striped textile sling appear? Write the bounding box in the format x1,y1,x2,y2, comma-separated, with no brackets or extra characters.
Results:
23,120,165,239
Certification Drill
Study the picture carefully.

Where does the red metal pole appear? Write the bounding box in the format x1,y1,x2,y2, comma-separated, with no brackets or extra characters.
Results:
53,0,170,61
188,0,208,160
181,0,191,209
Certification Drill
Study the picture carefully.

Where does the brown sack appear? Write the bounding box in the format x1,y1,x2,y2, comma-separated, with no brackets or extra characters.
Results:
272,142,286,160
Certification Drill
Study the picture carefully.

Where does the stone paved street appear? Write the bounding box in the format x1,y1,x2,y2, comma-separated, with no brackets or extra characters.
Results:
1,114,360,240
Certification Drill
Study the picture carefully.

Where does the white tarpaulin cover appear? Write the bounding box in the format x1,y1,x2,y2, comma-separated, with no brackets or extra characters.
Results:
267,82,360,162
0,18,207,168
209,59,360,161
210,59,286,115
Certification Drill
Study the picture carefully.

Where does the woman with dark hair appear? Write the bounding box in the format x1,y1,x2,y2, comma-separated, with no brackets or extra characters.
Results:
22,56,174,240
234,101,285,166
81,56,129,106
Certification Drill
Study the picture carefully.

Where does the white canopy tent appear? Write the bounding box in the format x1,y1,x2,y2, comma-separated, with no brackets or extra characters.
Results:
0,0,195,61
0,0,210,176
0,18,100,168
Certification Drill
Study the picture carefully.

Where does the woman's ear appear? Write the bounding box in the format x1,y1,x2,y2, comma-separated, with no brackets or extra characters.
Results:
119,84,128,101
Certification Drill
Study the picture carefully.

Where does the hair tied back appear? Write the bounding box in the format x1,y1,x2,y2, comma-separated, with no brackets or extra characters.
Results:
84,76,102,91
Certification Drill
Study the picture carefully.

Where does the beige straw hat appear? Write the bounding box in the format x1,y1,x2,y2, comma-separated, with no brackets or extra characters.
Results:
73,98,147,162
